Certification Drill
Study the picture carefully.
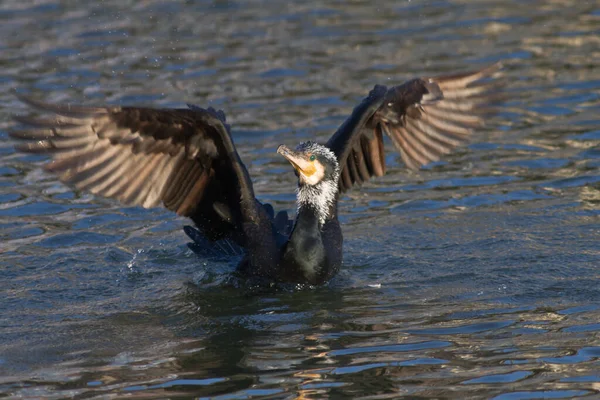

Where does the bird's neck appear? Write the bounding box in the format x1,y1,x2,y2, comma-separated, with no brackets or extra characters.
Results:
296,180,338,228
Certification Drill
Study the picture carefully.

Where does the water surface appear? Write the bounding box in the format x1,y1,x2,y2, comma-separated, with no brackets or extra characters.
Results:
1,0,600,398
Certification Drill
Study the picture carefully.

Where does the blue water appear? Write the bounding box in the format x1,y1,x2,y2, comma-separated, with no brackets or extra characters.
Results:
1,0,600,398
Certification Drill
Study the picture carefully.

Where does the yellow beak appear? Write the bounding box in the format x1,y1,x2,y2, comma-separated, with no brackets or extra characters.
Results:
277,145,316,177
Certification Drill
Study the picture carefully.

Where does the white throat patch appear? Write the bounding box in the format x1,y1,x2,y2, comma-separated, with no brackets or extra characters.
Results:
297,176,339,226
290,141,340,226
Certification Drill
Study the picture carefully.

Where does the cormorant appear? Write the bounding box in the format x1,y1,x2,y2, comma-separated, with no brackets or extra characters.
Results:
10,63,502,285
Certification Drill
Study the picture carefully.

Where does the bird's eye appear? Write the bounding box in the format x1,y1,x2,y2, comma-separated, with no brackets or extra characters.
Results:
309,154,316,161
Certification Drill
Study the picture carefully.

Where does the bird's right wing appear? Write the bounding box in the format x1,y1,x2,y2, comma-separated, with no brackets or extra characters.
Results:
10,95,260,241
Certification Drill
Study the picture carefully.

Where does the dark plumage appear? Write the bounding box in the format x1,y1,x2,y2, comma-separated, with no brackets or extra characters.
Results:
10,63,502,285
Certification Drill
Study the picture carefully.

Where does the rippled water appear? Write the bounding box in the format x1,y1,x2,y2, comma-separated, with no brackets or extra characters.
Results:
1,0,600,398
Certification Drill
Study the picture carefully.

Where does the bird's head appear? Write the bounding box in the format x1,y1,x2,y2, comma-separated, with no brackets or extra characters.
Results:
277,142,339,186
277,141,340,224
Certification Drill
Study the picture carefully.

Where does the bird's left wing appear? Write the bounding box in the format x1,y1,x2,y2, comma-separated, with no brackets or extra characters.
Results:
327,63,503,192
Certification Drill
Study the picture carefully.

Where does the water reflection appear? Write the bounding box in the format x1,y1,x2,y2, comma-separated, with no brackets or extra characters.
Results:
5,291,600,398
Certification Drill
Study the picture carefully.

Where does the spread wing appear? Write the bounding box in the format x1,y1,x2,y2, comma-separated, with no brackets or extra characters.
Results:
10,95,259,241
327,63,503,192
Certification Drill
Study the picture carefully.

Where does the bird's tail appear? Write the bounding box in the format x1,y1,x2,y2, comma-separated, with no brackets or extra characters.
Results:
184,225,244,259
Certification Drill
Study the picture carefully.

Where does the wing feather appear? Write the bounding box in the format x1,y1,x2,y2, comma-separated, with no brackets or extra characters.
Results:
65,145,125,189
354,144,371,182
398,125,442,165
328,63,502,192
347,149,361,184
9,95,253,226
423,105,482,126
140,154,174,208
82,149,135,194
120,152,163,204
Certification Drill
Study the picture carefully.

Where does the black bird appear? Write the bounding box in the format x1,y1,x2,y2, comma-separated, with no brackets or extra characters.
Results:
10,63,502,285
